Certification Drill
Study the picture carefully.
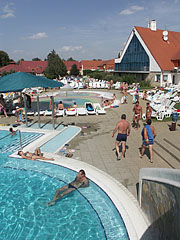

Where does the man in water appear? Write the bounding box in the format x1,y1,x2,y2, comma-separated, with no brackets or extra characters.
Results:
46,169,89,206
132,101,142,129
140,119,156,163
112,114,130,160
18,147,54,161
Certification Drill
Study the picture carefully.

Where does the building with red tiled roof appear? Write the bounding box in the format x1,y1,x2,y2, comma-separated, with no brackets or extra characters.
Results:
19,60,48,74
63,60,82,74
81,59,114,74
0,63,27,75
115,20,180,86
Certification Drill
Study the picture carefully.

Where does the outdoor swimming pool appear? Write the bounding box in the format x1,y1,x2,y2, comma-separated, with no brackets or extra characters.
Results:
31,91,111,110
0,130,129,239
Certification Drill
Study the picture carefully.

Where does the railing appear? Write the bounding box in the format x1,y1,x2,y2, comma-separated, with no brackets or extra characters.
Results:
0,129,22,150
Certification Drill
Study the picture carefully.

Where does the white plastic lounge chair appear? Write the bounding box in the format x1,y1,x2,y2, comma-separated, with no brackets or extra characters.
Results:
44,110,53,116
35,110,45,116
65,108,77,116
27,111,34,116
56,110,65,117
93,103,106,115
77,108,88,116
85,102,97,115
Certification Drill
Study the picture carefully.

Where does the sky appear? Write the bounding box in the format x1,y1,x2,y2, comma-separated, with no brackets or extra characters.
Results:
0,0,180,61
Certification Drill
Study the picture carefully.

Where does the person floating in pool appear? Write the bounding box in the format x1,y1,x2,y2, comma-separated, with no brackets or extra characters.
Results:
46,169,89,207
18,147,54,161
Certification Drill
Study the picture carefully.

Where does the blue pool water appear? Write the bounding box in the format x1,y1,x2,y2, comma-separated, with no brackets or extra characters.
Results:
32,91,101,110
0,130,129,240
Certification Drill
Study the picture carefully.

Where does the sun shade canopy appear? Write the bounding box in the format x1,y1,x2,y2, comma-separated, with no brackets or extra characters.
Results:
0,72,63,93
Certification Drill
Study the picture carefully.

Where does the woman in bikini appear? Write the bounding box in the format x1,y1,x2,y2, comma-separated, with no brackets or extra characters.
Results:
18,147,54,161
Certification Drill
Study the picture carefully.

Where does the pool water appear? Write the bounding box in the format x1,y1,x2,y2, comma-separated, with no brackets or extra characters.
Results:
0,130,129,240
31,91,101,110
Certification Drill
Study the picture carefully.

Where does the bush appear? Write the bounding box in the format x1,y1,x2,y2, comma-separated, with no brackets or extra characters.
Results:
139,79,151,88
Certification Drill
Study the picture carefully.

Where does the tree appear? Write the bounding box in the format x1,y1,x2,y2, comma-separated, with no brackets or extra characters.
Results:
44,50,67,79
0,50,10,67
17,58,24,65
67,57,76,61
32,57,41,61
70,64,79,76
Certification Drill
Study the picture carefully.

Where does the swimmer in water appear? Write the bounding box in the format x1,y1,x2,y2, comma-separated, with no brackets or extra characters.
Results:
46,169,89,206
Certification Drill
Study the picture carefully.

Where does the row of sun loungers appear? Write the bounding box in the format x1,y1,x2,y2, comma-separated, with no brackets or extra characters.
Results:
26,102,106,117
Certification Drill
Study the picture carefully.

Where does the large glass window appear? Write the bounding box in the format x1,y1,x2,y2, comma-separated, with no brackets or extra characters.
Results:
115,35,149,71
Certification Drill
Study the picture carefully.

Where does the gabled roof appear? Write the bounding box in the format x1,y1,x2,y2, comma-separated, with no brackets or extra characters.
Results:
0,64,27,74
63,61,82,71
135,26,180,71
19,60,48,73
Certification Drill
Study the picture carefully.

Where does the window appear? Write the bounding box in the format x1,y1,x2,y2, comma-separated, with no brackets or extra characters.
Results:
156,74,160,82
163,75,168,82
115,35,149,72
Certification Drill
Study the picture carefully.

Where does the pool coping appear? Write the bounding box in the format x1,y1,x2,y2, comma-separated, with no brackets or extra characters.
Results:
0,126,150,239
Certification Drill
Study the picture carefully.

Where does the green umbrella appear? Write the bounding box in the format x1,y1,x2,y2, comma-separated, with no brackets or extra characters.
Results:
0,72,63,129
0,72,63,92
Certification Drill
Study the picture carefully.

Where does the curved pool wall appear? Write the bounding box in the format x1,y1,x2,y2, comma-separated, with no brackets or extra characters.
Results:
1,126,150,239
32,90,114,109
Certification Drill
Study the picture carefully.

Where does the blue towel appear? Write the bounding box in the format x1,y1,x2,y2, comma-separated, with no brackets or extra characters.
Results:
142,125,154,143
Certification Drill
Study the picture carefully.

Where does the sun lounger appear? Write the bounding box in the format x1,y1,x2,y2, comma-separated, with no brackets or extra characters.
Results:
44,110,53,116
77,108,87,116
65,108,77,116
27,111,34,116
93,103,106,114
85,102,97,115
35,110,45,116
56,110,65,117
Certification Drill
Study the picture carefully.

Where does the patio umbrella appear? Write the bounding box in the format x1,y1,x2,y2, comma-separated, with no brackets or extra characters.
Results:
0,72,63,128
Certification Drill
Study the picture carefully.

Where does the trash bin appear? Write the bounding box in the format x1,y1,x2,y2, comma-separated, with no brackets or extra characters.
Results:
171,112,178,131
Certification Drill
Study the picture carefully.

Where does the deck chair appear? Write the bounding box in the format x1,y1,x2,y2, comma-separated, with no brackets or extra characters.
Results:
65,108,77,116
56,110,65,117
85,102,97,115
93,103,106,115
77,108,88,116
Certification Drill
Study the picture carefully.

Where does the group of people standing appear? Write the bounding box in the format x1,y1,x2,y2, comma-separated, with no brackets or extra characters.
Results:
112,92,156,163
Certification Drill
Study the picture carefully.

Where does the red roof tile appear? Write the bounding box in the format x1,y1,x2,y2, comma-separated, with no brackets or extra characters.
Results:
81,59,115,70
63,61,82,71
0,64,27,74
19,60,48,73
135,26,180,71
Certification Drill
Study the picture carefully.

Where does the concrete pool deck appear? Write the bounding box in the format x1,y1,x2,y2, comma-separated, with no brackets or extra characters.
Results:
1,89,180,238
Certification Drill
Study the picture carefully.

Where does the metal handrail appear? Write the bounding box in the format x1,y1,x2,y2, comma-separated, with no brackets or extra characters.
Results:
0,132,11,141
0,129,22,150
18,130,22,150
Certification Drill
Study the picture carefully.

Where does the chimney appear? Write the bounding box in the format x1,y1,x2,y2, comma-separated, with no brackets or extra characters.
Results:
148,20,157,31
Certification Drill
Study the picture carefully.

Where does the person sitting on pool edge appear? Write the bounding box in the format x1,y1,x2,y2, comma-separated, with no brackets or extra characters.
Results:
46,169,89,206
18,147,54,161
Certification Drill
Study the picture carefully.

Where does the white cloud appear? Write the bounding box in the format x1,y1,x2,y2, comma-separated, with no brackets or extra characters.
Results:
1,3,15,19
13,50,24,54
120,5,144,15
28,32,48,40
59,46,83,52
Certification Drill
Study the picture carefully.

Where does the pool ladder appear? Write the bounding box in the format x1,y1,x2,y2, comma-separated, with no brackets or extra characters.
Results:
0,129,22,150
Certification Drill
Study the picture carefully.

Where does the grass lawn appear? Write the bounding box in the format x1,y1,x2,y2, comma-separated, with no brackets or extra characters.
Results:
175,102,180,109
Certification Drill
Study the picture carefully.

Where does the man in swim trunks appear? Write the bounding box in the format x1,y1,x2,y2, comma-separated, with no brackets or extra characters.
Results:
140,119,156,163
132,101,142,129
123,89,128,104
46,169,89,206
146,102,152,120
112,114,130,160
18,147,54,161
